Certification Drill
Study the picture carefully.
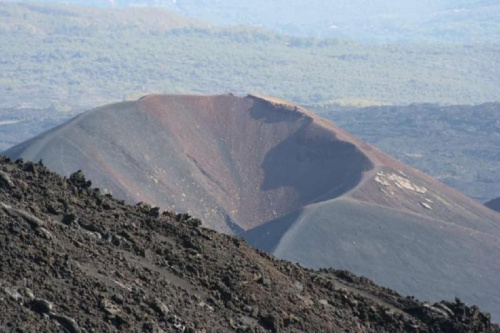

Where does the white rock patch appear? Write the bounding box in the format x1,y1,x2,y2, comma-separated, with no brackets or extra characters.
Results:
420,202,433,210
374,171,428,195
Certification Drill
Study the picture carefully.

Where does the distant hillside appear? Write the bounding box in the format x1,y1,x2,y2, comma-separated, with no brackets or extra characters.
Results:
311,102,500,203
4,0,500,43
152,0,500,43
1,3,499,110
0,106,76,152
0,2,204,31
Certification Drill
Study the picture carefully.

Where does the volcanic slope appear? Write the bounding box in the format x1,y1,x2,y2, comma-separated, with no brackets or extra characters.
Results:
1,158,499,332
4,94,500,320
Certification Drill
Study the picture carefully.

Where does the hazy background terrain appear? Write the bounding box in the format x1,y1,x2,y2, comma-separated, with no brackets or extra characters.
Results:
4,0,500,43
1,3,499,110
0,1,498,203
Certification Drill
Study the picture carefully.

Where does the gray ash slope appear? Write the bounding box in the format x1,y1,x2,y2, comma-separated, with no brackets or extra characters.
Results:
0,157,499,332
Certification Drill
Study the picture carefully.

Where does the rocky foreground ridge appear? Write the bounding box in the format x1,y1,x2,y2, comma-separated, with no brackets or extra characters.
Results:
0,157,498,332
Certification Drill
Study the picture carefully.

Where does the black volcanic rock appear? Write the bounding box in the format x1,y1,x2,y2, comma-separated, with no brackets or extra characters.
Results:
0,157,498,332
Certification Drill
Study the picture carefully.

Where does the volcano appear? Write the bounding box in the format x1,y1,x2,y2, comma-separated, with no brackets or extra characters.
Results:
5,94,500,320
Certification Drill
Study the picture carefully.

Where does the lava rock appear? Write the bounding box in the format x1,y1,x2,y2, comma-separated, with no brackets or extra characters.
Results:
51,314,81,333
30,298,53,314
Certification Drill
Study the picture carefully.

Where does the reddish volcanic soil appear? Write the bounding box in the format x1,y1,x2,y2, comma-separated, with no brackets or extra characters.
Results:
5,94,376,232
136,94,377,231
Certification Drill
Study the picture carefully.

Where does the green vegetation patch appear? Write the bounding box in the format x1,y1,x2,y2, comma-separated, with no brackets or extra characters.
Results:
0,3,499,109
